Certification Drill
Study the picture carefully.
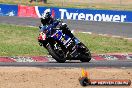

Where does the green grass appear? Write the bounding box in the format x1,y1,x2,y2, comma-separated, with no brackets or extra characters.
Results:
76,33,132,54
0,24,48,56
0,24,132,56
0,0,132,10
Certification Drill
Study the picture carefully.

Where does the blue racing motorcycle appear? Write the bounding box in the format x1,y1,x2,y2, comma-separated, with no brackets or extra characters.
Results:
38,22,91,63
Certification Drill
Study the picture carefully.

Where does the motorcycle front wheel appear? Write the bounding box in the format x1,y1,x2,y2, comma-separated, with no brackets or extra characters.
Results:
47,44,66,63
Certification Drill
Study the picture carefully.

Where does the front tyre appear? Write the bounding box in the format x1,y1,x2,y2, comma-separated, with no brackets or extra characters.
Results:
47,44,66,63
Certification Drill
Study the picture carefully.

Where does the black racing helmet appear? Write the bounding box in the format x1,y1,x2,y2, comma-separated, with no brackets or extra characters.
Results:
41,12,52,25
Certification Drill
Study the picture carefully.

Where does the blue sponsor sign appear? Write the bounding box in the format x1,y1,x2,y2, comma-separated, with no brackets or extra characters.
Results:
0,4,132,23
0,4,18,16
36,6,132,23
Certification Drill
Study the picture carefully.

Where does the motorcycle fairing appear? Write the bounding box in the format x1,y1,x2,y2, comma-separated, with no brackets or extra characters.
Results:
51,30,72,47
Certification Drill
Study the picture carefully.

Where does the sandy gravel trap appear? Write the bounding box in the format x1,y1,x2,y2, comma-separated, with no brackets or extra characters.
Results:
0,67,131,88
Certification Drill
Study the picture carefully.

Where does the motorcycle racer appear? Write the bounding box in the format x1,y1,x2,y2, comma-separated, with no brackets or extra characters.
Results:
38,12,91,63
39,12,80,44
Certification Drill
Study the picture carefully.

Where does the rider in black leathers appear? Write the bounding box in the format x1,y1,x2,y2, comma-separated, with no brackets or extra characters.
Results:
40,12,80,44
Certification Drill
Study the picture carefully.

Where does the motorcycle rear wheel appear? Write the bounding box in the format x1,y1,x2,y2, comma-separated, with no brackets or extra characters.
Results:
78,43,91,62
80,50,91,62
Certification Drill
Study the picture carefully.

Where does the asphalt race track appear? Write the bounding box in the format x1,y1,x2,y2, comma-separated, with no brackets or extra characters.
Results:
0,16,132,67
0,60,132,68
0,16,132,38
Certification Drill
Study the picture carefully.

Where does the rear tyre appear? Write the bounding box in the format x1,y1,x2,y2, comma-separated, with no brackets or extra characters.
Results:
80,49,91,62
47,44,66,63
79,43,91,62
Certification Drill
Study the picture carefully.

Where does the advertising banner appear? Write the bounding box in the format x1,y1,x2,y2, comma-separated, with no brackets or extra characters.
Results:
35,6,132,23
0,4,18,16
18,5,38,18
0,4,132,23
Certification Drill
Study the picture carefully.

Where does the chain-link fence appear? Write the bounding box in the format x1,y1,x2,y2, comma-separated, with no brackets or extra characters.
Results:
0,0,132,10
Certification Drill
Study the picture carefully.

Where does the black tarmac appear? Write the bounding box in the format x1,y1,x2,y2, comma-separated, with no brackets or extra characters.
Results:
0,16,132,38
0,60,132,68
